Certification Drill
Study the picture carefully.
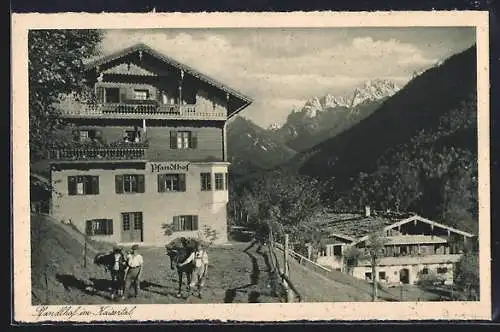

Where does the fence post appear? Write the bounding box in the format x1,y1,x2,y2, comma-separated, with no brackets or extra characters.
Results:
84,236,87,268
283,234,294,303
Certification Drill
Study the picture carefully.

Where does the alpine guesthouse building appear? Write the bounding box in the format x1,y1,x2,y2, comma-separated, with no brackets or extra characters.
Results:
48,43,253,245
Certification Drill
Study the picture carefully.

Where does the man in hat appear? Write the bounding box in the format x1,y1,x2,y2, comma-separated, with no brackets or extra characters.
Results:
123,244,143,299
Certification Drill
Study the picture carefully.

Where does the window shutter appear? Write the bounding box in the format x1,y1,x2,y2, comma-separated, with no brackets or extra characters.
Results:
107,219,113,235
192,215,198,231
190,131,198,149
158,174,165,192
138,175,145,193
170,131,177,149
95,87,104,103
179,174,186,192
72,129,79,142
115,175,124,194
86,220,93,236
173,216,180,232
225,173,228,190
68,176,77,195
91,176,99,194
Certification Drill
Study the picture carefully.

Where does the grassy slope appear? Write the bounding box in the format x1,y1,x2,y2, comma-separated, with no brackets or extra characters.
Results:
272,248,397,302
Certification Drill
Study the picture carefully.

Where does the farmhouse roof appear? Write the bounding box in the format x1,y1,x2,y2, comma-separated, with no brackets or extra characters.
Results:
84,43,254,109
316,211,475,244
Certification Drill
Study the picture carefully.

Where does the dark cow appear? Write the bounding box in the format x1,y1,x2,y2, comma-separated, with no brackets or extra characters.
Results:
165,237,196,298
94,248,127,299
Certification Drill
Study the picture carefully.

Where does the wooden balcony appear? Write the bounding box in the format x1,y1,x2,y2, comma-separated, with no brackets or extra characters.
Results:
49,144,148,163
59,102,227,120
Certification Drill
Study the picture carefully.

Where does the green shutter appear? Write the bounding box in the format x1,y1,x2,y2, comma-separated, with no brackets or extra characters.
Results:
158,174,165,192
192,215,198,231
91,176,99,194
86,220,93,236
173,216,180,232
179,174,186,192
190,131,198,149
115,175,124,194
68,176,77,195
72,129,79,142
138,175,145,193
170,131,177,149
107,219,113,235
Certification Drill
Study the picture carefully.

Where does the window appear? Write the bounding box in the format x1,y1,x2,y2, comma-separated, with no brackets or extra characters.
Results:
378,271,386,280
115,174,145,194
134,89,149,100
105,87,120,103
421,267,429,275
158,174,186,192
122,212,142,230
200,173,212,191
170,131,197,149
68,176,99,195
122,213,130,231
437,267,448,274
133,212,143,230
86,219,113,236
79,130,90,141
215,173,224,190
365,272,372,280
124,130,141,143
173,215,198,232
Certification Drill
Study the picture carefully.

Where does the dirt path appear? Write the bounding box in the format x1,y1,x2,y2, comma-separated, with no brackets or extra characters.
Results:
48,242,281,304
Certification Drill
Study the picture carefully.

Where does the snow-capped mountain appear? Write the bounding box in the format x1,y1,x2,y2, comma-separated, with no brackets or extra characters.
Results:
269,79,401,151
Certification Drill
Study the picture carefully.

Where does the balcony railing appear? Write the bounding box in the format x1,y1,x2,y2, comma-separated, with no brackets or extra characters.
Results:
49,144,148,162
60,102,226,120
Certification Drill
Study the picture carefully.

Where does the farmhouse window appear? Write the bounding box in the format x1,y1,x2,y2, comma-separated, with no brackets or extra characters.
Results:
437,266,448,274
68,176,99,195
134,89,149,100
115,174,145,194
104,87,120,103
170,131,197,149
86,219,113,236
172,215,199,231
422,267,429,275
200,173,212,191
158,173,186,192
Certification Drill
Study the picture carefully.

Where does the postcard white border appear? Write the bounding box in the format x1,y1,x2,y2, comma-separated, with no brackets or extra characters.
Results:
12,11,491,322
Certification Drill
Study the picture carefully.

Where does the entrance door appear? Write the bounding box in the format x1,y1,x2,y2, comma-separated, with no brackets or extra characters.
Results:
121,212,143,243
399,268,410,284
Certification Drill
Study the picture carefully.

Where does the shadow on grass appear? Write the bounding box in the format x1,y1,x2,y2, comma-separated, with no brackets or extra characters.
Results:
55,274,112,300
223,241,263,303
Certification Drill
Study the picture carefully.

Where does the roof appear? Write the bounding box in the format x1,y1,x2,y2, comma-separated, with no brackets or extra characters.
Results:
317,211,475,245
317,212,403,240
84,43,253,109
356,254,463,267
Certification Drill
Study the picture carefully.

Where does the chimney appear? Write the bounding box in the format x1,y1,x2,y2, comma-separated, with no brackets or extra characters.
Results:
365,205,371,217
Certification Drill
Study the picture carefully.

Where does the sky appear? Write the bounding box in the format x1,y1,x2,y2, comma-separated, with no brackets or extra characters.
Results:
98,27,476,128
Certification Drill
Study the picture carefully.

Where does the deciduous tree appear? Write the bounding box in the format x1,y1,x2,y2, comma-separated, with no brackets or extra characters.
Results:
29,29,103,163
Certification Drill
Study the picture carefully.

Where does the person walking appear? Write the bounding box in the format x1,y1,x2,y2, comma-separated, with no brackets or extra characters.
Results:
123,244,143,299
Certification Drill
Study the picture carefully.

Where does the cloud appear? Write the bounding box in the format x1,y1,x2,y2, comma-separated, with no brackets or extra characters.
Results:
98,30,456,127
